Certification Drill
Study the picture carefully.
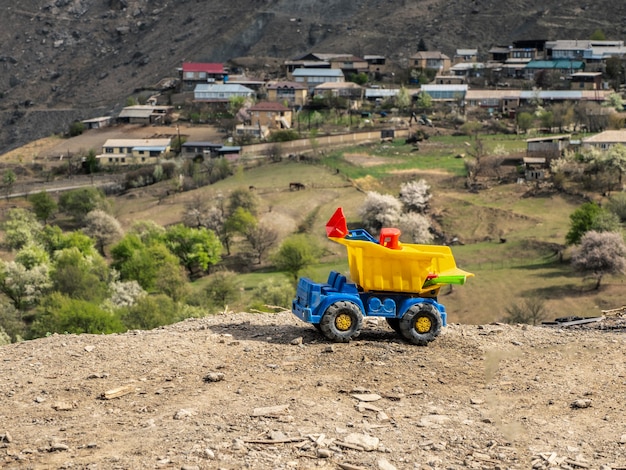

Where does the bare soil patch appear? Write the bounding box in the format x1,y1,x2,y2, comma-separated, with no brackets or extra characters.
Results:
1,312,626,470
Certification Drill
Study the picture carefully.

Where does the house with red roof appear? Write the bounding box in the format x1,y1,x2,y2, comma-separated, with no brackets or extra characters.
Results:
180,62,227,91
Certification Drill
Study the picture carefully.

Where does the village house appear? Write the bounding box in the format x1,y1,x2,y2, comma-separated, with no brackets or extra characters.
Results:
179,62,227,91
419,84,467,102
181,141,241,161
570,72,604,90
582,130,626,150
523,59,585,80
291,68,345,92
364,55,388,79
286,53,368,77
526,135,572,159
81,116,113,129
313,82,364,101
453,49,478,64
117,105,173,125
247,101,293,129
98,138,172,166
266,81,308,107
464,89,520,115
193,83,255,102
410,51,451,74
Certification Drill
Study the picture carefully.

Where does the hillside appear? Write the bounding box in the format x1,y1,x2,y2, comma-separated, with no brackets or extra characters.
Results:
2,0,626,154
2,311,626,469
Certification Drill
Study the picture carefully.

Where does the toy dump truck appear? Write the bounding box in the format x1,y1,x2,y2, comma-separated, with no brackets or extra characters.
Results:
291,208,473,345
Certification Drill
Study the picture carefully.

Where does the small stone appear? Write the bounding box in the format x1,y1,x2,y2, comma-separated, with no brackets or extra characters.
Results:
204,448,215,459
470,398,484,405
84,345,95,352
352,393,382,402
173,409,196,420
203,372,225,383
317,448,332,458
324,345,335,353
34,396,46,403
344,433,379,451
378,458,398,470
571,399,592,409
290,337,303,345
1,431,12,443
181,466,199,470
50,443,69,451
620,434,626,443
52,402,74,411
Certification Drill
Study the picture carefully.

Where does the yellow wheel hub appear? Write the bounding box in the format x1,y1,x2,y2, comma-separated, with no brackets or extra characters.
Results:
415,316,432,333
335,313,353,331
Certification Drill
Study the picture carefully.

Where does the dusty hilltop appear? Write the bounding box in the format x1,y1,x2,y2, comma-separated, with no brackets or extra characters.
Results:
1,311,626,470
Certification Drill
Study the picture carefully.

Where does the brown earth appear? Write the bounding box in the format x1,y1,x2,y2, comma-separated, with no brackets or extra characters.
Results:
2,311,626,470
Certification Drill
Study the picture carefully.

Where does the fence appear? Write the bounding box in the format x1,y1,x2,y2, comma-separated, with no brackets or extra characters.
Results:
240,129,410,159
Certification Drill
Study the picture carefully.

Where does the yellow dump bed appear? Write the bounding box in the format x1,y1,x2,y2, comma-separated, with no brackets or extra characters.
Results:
330,235,473,294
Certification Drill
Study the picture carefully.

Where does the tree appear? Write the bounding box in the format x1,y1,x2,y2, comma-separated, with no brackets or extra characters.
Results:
417,38,428,51
0,260,51,311
84,149,99,174
516,112,533,134
40,225,97,257
399,212,433,244
504,298,549,325
82,210,124,255
590,29,606,40
2,208,43,250
565,202,619,245
29,191,57,224
203,271,241,309
3,169,16,198
111,234,184,294
359,191,403,233
415,92,432,112
272,235,319,282
163,224,222,275
394,87,411,111
244,223,279,264
399,180,431,213
58,187,109,223
607,192,626,222
228,187,258,216
68,120,85,137
571,231,626,289
51,247,110,302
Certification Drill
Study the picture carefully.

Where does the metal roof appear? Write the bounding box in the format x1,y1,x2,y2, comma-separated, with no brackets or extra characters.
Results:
194,83,255,93
292,68,344,77
182,62,224,74
582,130,626,144
103,139,171,148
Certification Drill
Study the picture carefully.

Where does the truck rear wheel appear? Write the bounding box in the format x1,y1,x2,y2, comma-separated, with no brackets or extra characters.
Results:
320,301,363,343
399,304,442,345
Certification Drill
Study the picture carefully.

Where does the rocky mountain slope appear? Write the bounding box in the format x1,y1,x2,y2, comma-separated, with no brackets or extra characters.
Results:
2,311,626,469
1,0,626,154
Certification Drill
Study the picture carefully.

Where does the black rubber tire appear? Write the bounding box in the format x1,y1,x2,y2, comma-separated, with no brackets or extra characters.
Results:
385,318,402,334
399,303,442,345
319,301,363,343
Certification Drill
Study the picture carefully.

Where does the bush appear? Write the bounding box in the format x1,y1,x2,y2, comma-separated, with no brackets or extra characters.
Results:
249,278,295,311
30,293,126,337
119,294,180,330
607,192,626,222
504,298,549,325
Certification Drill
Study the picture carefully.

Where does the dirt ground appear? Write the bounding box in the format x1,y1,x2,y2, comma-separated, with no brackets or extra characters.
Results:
2,311,626,470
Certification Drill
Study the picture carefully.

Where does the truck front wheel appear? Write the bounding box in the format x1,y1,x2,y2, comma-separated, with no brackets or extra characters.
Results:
399,304,442,345
320,301,363,342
